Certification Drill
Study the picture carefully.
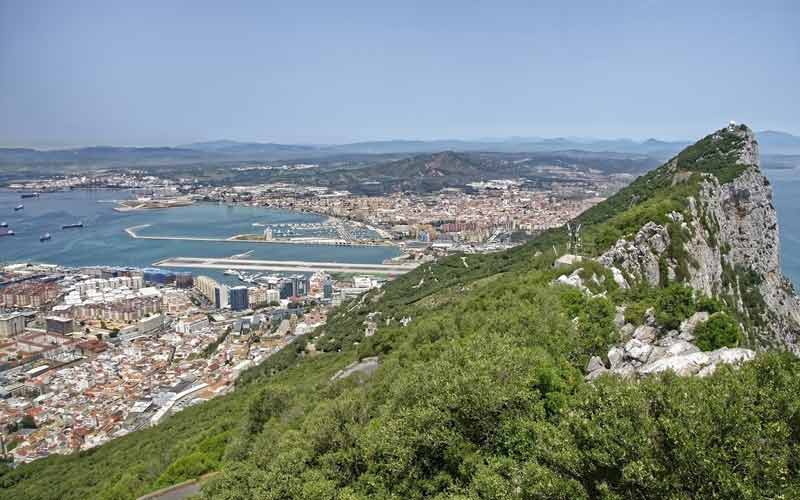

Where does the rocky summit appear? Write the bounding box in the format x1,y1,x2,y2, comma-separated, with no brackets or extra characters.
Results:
554,124,800,380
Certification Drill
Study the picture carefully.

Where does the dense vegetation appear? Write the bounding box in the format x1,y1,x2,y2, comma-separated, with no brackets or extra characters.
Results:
3,125,798,499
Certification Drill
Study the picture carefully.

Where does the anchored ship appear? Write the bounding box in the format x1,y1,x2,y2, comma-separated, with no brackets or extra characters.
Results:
40,233,51,242
0,228,15,237
62,222,84,229
20,192,39,199
14,205,23,211
0,222,6,228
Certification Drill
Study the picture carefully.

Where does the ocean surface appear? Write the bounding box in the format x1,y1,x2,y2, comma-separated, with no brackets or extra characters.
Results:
0,189,400,285
764,169,800,287
1,175,800,287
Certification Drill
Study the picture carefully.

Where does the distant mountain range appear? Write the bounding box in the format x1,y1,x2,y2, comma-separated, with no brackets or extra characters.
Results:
1,130,798,168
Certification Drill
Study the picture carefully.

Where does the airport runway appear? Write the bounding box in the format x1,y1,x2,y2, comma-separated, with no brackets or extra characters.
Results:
125,225,394,247
153,256,419,275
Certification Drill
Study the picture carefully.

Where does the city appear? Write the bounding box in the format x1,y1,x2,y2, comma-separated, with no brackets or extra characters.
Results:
1,2,799,498
0,261,373,463
0,167,612,464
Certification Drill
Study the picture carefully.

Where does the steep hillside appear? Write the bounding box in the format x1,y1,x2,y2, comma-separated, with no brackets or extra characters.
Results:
2,125,800,500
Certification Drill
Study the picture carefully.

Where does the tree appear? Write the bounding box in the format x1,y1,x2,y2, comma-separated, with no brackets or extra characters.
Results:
20,415,36,429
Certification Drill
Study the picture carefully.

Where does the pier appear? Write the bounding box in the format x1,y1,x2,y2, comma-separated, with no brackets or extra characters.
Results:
152,256,419,275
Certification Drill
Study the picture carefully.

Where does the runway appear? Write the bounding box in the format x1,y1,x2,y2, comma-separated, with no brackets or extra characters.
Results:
125,224,394,247
153,256,419,275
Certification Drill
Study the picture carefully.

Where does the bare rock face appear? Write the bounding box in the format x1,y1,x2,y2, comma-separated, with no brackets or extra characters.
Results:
679,312,709,341
598,222,670,286
597,125,800,353
639,352,711,376
594,328,755,379
633,325,657,343
556,270,585,290
575,125,795,381
608,346,624,369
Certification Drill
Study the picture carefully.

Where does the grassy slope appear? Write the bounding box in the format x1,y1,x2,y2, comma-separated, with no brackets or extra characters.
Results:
3,125,796,499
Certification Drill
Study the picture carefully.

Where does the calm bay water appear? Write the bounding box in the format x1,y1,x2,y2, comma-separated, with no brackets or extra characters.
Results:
0,189,400,284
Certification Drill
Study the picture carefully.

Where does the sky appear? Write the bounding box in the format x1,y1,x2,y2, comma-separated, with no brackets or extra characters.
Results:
0,0,798,148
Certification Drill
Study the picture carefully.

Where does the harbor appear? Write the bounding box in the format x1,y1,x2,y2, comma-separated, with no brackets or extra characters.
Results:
0,189,402,274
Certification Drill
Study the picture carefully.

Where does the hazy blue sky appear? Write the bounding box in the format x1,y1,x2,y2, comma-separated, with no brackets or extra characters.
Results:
1,1,797,147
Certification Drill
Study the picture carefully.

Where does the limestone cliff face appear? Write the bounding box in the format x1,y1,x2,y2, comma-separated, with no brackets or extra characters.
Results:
598,125,800,352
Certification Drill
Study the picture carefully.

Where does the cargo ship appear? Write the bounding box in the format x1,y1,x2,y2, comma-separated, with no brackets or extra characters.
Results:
62,222,84,229
14,205,23,211
40,233,51,242
0,228,15,237
20,192,39,199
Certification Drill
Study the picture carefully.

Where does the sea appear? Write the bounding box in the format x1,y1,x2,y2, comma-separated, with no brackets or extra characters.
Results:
1,173,800,287
764,168,800,287
0,189,400,285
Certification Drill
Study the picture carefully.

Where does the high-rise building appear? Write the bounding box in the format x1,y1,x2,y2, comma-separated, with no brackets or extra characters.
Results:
0,312,25,337
229,286,249,311
214,284,230,309
195,276,218,303
290,274,310,297
46,316,74,335
266,289,280,304
279,280,294,299
196,276,228,308
323,279,334,299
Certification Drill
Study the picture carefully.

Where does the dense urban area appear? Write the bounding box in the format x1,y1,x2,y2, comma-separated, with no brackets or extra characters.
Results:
1,164,615,465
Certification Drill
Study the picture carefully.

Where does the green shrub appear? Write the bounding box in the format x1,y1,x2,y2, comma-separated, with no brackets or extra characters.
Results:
624,302,649,326
696,295,724,314
694,313,741,351
655,284,696,330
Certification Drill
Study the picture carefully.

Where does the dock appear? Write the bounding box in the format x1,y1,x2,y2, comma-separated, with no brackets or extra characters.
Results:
153,256,419,275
